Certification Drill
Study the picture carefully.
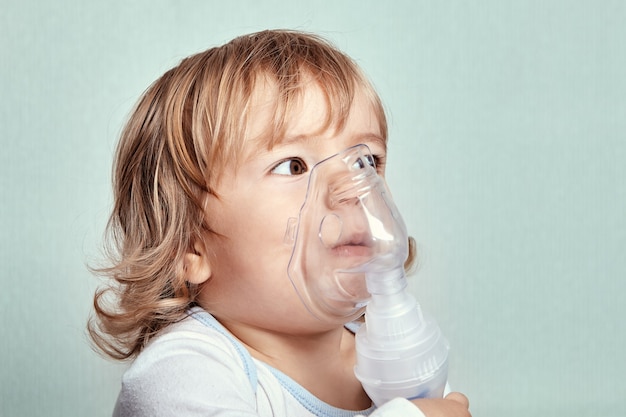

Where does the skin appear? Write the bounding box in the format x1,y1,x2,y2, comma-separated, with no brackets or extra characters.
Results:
185,79,471,416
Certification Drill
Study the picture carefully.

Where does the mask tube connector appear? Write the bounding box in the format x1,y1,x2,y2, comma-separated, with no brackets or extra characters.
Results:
355,267,449,406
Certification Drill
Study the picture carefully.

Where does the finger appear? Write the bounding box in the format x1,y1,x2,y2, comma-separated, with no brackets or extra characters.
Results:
444,392,470,408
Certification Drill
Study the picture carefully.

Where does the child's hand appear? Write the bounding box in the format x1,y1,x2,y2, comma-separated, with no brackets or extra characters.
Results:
411,392,471,417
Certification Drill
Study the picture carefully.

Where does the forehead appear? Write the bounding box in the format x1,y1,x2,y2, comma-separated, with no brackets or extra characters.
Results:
243,76,385,156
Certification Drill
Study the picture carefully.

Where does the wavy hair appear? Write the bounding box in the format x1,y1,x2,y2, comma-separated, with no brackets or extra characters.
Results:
88,29,415,360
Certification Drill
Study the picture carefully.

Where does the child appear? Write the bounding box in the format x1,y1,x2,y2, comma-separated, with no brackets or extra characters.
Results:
89,29,470,417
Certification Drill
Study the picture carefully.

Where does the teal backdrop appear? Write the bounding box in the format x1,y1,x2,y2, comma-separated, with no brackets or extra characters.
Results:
1,1,625,416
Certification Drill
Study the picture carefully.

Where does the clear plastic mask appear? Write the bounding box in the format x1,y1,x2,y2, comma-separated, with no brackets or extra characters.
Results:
286,144,408,324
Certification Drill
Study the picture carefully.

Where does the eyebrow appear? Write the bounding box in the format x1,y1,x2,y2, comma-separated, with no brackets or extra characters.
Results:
355,133,387,150
244,130,387,165
279,132,386,149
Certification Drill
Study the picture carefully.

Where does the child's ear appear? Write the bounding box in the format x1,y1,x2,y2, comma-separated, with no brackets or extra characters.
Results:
183,240,212,284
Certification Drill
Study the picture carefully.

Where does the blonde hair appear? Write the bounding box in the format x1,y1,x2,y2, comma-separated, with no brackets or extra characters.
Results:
88,29,414,360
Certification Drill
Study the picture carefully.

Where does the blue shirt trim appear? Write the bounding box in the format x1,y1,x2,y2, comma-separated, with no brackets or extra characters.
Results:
188,307,258,392
266,365,375,417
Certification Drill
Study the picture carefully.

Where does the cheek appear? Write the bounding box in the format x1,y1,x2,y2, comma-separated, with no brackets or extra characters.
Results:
235,201,290,243
248,189,304,239
206,182,307,273
209,199,293,269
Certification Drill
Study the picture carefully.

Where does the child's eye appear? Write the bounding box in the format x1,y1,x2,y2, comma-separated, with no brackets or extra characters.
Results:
271,158,308,176
353,154,378,170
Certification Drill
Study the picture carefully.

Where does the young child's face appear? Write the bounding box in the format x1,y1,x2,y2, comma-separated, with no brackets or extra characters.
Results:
197,79,386,333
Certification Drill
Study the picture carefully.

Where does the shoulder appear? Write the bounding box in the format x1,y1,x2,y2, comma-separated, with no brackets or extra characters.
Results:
114,309,258,416
125,309,252,379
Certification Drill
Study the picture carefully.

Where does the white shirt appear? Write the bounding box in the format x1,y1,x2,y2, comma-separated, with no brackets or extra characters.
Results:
113,307,425,417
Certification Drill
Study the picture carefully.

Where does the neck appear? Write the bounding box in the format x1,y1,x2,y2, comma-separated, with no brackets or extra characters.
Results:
218,317,371,410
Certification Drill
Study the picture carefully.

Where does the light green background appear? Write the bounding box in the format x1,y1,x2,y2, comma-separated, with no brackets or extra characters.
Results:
1,1,624,416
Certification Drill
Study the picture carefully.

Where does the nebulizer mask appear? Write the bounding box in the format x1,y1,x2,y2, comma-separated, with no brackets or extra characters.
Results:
286,144,449,406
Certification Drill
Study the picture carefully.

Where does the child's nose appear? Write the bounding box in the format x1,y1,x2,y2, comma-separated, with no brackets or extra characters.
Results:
326,172,372,212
